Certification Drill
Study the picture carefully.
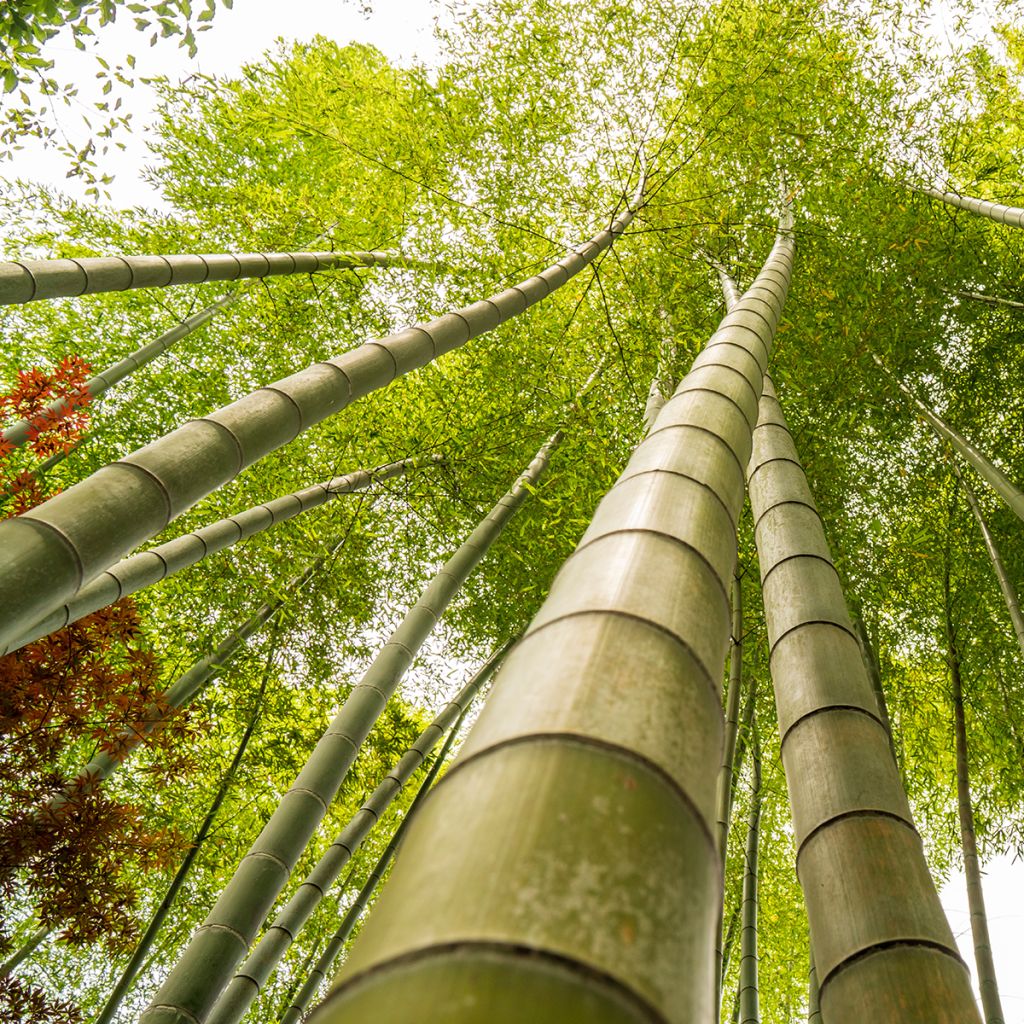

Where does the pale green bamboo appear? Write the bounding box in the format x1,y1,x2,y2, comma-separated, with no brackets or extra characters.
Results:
850,612,898,766
206,641,513,1024
720,896,741,992
747,376,978,1021
279,669,484,1024
737,723,761,1024
642,311,676,435
954,463,1024,665
874,353,1024,522
945,576,1005,1024
141,434,560,1024
94,637,278,1024
954,290,1024,312
807,954,821,1024
5,454,437,655
0,925,49,978
307,207,795,1024
0,181,644,653
918,186,1024,229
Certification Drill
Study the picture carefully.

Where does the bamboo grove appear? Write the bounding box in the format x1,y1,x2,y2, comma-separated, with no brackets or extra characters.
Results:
2,1,1024,1022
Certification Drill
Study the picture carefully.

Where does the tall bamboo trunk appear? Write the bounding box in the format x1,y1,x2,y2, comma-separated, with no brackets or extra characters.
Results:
954,463,1024,664
737,723,761,1024
747,376,979,1022
6,455,437,655
279,672,481,1024
94,638,278,1024
944,574,1005,1024
0,181,643,652
206,643,512,1024
0,924,49,978
304,209,795,1024
874,353,1024,522
917,186,1024,229
140,436,559,1024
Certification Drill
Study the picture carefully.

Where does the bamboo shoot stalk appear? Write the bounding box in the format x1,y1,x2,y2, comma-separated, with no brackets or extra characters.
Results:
0,181,644,653
873,352,1024,522
206,642,513,1024
953,462,1024,665
747,375,979,1021
140,434,560,1024
737,722,761,1024
917,186,1024,229
94,636,278,1024
279,667,484,1024
305,205,795,1024
5,455,438,655
0,924,49,978
945,578,1005,1024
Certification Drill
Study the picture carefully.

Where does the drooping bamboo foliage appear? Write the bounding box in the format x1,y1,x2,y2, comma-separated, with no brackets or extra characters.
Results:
205,642,513,1024
94,636,278,1024
305,209,795,1024
747,376,979,1022
0,249,409,307
278,679,477,1024
954,462,1024,665
5,455,438,655
944,572,1005,1024
737,721,761,1024
917,186,1024,229
0,181,643,653
140,434,560,1024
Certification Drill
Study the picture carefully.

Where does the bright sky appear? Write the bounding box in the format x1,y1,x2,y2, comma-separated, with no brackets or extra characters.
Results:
8,1,1024,1017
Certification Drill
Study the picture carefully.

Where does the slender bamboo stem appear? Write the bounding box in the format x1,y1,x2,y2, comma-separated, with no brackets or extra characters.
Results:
747,376,979,1021
6,455,438,655
141,435,559,1024
280,674,481,1024
954,290,1024,312
642,311,677,435
850,612,898,767
917,186,1024,229
306,204,796,1024
944,573,1005,1024
808,953,821,1024
94,637,278,1024
0,181,644,654
0,925,49,978
206,642,513,1024
737,723,761,1024
720,895,741,992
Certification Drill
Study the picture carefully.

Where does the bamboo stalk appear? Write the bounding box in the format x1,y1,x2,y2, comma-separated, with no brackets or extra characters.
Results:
807,954,821,1024
0,925,49,978
747,375,979,1021
850,612,898,767
5,454,438,655
954,290,1024,312
306,204,795,1024
140,435,560,1024
0,182,644,653
917,186,1024,229
206,642,513,1024
737,722,761,1024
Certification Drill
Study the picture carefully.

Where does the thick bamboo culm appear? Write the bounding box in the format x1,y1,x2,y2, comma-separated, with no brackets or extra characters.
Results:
140,435,560,1024
5,454,438,655
918,186,1024,229
0,181,644,653
306,210,795,1024
747,376,979,1022
206,643,512,1024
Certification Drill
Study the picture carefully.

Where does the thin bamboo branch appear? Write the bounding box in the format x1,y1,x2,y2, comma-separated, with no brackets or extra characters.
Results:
737,722,761,1024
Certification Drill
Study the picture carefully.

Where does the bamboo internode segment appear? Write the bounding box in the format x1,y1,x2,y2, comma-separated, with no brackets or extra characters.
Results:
919,186,1024,229
205,644,511,1024
5,455,438,654
140,437,559,1024
0,249,405,306
0,188,642,655
747,378,980,1023
310,216,794,1024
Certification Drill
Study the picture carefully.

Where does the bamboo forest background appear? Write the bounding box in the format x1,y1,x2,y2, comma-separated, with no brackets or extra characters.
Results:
2,0,1024,1021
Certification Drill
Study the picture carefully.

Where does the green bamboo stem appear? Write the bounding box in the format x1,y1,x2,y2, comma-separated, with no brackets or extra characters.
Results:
0,181,644,653
850,612,898,766
642,311,677,435
918,186,1024,229
0,924,49,978
808,954,821,1024
954,290,1024,312
306,206,795,1024
140,434,560,1024
279,667,484,1024
737,722,761,1024
94,638,278,1024
944,579,1005,1024
954,463,1024,665
720,895,741,992
5,455,437,655
747,375,979,1021
874,353,1024,522
206,642,513,1024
